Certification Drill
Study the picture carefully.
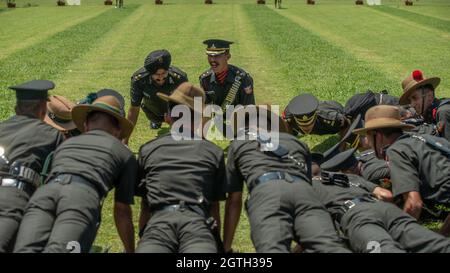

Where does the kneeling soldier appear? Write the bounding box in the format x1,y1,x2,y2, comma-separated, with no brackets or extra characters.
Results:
136,82,227,253
314,149,450,253
14,92,137,253
223,105,350,253
0,80,64,252
127,49,187,141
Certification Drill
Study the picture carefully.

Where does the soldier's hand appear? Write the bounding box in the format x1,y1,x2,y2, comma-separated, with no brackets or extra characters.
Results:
373,187,393,202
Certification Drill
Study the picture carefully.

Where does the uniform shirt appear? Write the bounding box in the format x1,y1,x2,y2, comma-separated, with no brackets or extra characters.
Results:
286,101,347,136
48,130,137,204
428,99,450,142
226,132,311,193
358,149,390,184
199,64,255,107
387,133,450,205
312,173,378,219
130,66,188,114
0,115,63,173
137,133,226,209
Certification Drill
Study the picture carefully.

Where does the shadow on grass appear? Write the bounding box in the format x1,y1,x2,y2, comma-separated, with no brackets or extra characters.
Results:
308,135,340,153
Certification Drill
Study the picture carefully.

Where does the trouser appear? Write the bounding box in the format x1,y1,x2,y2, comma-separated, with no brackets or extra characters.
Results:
136,208,217,253
141,101,165,124
340,201,450,253
246,179,351,253
13,175,102,253
0,187,31,253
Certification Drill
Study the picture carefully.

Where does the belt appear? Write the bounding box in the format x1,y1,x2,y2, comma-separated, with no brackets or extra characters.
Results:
151,202,206,218
249,171,304,192
48,174,106,199
6,164,40,188
0,178,36,196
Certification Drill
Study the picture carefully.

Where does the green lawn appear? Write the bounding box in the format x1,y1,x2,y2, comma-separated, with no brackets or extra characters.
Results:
1,0,449,252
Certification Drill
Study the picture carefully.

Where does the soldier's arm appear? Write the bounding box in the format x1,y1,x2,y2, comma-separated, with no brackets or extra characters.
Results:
240,73,255,105
387,144,422,216
124,106,140,144
114,202,135,253
223,145,244,252
437,106,450,142
223,191,242,253
402,191,423,220
114,154,138,252
125,76,144,144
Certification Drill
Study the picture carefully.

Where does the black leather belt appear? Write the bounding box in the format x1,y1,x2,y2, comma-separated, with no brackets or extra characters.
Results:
151,202,206,218
48,174,106,199
249,171,304,192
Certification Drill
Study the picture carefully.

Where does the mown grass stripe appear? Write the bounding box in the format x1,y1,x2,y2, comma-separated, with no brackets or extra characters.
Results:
272,4,450,98
0,7,109,60
373,5,450,33
0,5,138,119
243,5,399,103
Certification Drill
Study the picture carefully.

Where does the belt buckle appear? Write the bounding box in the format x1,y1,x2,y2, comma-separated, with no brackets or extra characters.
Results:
283,172,294,183
1,178,18,187
344,200,356,210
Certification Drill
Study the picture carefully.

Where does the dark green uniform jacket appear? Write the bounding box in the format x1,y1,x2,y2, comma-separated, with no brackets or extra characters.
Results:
48,129,137,204
387,133,450,206
137,132,227,208
199,64,255,107
226,132,310,192
0,115,63,178
0,115,63,252
424,99,450,142
130,66,188,123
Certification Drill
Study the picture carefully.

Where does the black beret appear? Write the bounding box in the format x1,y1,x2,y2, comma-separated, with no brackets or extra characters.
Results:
203,39,233,56
144,49,171,74
9,80,55,101
321,148,358,172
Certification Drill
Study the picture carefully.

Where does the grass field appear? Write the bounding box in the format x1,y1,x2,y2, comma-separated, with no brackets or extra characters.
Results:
1,0,450,252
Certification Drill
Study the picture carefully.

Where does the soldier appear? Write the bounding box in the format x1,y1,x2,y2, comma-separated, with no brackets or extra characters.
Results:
14,92,137,253
399,70,450,142
0,80,64,252
126,49,187,141
44,95,80,139
353,105,450,235
223,105,350,253
283,93,358,147
135,82,227,253
199,39,255,135
313,149,450,253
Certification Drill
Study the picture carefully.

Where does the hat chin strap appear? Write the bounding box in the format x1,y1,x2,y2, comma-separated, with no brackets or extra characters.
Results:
372,131,388,159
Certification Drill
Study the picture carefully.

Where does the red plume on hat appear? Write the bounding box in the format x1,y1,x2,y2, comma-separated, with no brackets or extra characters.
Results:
412,70,424,82
399,70,441,105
